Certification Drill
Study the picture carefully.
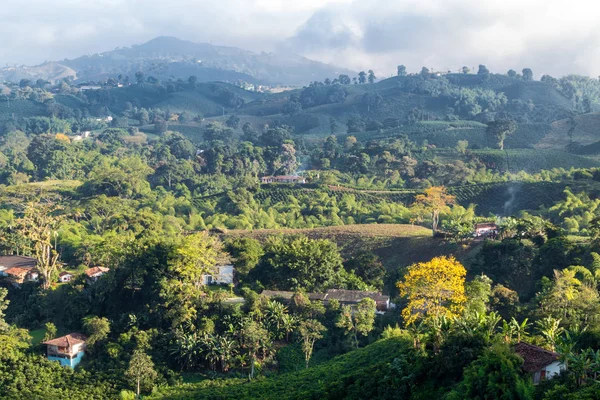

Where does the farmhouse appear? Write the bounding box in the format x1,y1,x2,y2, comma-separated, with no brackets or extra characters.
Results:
261,289,392,312
474,222,498,237
85,266,110,282
59,271,74,283
261,175,306,184
514,342,565,384
201,264,234,285
0,256,39,286
43,333,87,368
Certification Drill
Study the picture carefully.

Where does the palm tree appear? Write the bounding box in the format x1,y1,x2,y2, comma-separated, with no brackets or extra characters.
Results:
536,317,564,352
509,317,530,343
217,335,237,372
202,334,220,371
407,321,425,349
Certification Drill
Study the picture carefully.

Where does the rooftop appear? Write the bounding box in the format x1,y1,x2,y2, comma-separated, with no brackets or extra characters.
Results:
3,266,35,279
0,255,37,269
43,333,87,348
514,342,559,372
85,266,110,277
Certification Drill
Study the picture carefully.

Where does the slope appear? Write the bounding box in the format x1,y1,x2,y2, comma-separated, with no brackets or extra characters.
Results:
149,336,409,400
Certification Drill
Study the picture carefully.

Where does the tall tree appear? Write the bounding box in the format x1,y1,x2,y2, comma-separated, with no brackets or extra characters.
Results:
358,71,367,84
486,119,517,150
19,200,63,289
298,319,326,368
522,68,533,81
126,349,158,397
397,256,467,325
397,65,407,76
477,64,490,75
336,298,376,348
368,70,376,84
414,186,456,233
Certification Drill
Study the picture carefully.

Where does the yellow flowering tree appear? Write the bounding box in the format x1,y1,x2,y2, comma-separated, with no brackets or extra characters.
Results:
397,256,467,325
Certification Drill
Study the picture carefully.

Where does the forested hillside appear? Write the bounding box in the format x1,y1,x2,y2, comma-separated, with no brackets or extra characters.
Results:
4,64,600,399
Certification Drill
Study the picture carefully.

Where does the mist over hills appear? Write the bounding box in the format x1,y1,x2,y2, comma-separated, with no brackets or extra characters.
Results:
0,36,355,86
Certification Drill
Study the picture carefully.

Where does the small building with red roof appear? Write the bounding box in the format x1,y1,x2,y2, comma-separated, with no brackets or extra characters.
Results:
514,342,565,384
43,333,87,368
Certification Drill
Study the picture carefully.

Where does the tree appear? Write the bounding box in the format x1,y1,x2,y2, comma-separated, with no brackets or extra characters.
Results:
522,68,533,81
251,235,345,292
414,186,456,233
536,317,564,352
161,232,224,327
462,66,471,74
42,322,57,342
448,345,534,400
507,69,517,78
126,349,158,397
420,67,430,78
338,74,351,85
397,256,467,325
19,201,63,289
83,316,111,347
135,71,144,85
358,71,367,84
297,319,326,368
486,119,517,150
226,115,240,129
397,65,407,76
0,288,8,332
336,298,376,348
239,319,270,379
368,70,376,84
477,64,490,75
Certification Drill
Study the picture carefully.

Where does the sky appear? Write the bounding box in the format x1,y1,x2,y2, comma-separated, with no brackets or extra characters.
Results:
2,0,600,78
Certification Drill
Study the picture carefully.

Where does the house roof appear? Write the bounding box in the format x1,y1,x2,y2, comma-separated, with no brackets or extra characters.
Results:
261,289,388,303
324,289,389,303
514,342,559,372
262,175,304,180
4,266,34,279
85,267,110,277
59,271,73,277
475,223,497,229
43,333,87,348
0,256,37,269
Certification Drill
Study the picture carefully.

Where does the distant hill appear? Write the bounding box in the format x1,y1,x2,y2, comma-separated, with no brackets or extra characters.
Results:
1,37,355,86
0,62,77,82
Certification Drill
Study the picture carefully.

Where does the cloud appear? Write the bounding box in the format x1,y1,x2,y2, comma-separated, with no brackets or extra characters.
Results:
1,0,600,79
285,0,600,78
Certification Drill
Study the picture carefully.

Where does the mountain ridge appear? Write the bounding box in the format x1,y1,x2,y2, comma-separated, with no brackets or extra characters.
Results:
0,36,355,86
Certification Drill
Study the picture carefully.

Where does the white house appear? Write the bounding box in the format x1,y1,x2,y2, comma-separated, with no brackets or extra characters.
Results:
514,342,566,384
59,272,74,283
85,266,110,282
202,265,234,285
44,333,87,368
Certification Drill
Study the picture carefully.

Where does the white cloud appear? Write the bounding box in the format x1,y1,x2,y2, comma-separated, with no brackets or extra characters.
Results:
1,0,600,78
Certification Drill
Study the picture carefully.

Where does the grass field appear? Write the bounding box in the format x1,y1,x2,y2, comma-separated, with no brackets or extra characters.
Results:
29,327,47,345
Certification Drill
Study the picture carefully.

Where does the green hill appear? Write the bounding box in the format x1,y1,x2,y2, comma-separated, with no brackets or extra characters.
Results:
149,337,409,400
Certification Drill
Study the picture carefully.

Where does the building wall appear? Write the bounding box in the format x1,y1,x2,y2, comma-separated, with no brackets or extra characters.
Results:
202,265,234,285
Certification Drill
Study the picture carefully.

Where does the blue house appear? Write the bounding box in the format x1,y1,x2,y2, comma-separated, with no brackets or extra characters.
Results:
43,333,87,368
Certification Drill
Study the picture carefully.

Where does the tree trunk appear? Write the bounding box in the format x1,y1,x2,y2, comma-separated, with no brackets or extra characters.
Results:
137,377,141,397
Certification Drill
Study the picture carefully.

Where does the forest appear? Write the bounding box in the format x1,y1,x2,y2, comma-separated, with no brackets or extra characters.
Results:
4,65,600,399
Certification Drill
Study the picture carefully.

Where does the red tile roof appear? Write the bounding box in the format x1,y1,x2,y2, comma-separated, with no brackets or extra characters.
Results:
43,333,87,348
514,342,559,372
85,267,110,277
4,266,33,279
59,271,73,277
